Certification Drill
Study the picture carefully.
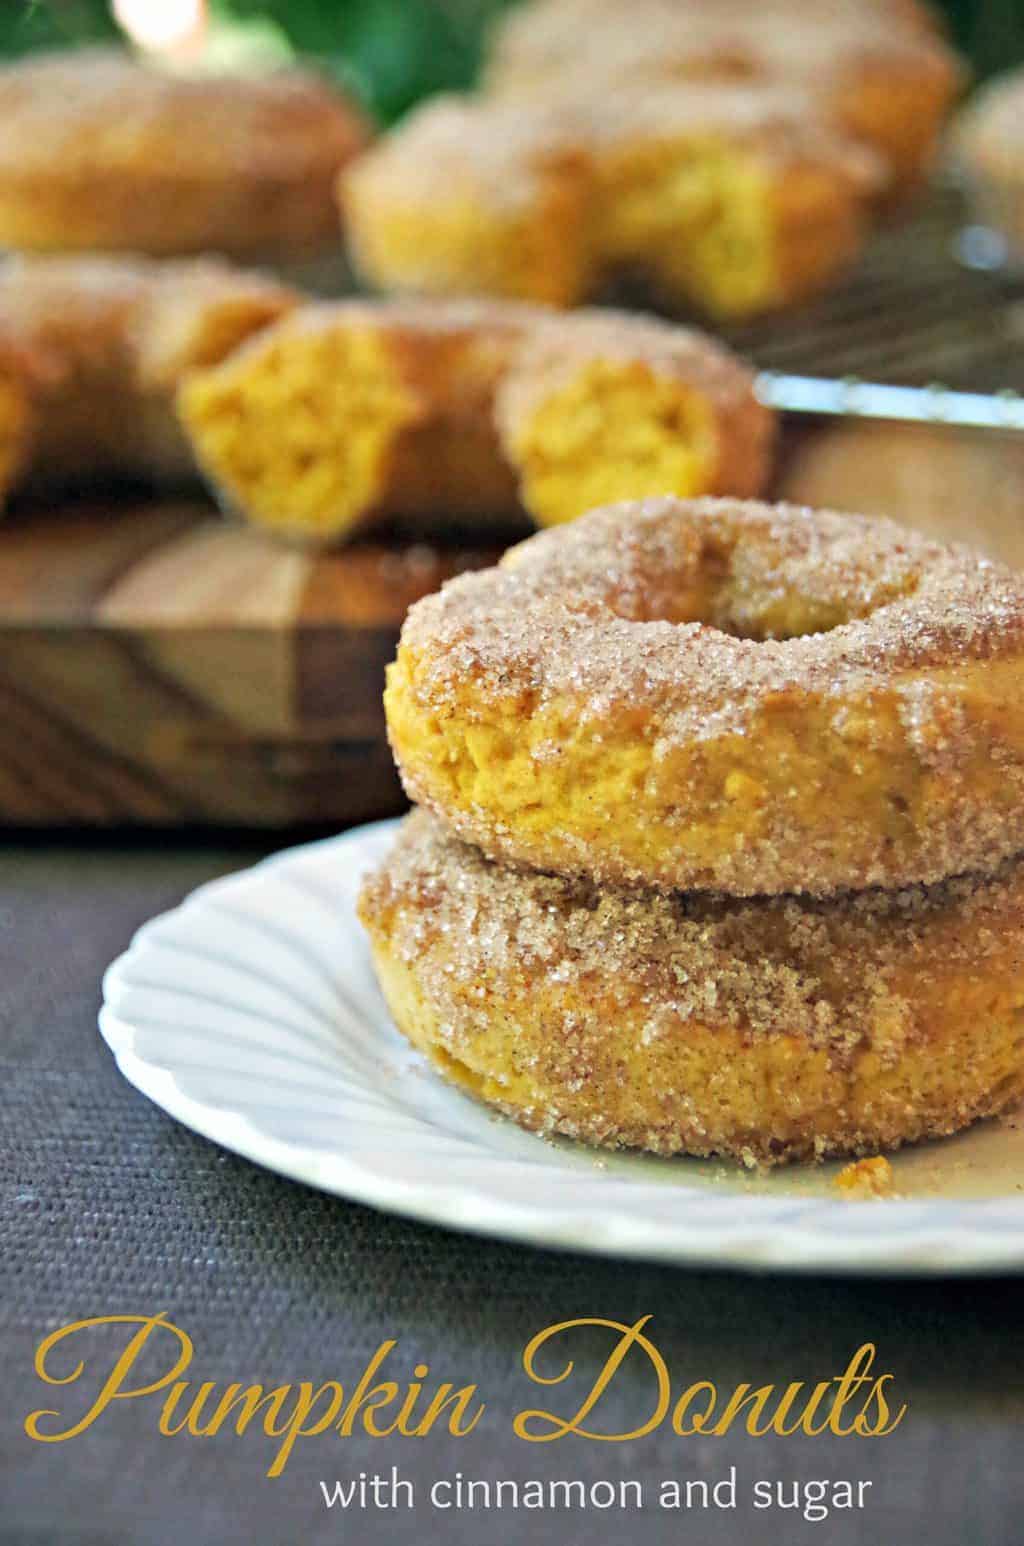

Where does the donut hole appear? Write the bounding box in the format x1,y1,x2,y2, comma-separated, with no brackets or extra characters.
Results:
708,582,875,640
708,532,923,638
564,521,923,639
507,358,719,527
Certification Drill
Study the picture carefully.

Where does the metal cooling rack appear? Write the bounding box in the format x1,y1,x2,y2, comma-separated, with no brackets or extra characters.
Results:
721,184,1024,431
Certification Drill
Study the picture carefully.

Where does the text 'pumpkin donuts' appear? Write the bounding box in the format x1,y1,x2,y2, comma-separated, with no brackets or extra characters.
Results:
386,497,1024,897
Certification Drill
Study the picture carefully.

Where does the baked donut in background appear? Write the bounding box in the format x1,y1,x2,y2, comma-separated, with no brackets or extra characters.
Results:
359,808,1024,1166
493,308,772,525
178,301,773,544
484,0,962,202
341,97,598,309
0,254,296,508
0,48,371,261
953,65,1024,272
580,82,880,318
340,84,880,320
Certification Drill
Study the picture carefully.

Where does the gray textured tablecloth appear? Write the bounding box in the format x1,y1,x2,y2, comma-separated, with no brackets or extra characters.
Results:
2,842,1022,1546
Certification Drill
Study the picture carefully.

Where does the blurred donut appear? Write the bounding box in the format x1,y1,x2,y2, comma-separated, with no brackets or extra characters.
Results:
0,253,295,507
178,300,772,543
0,48,371,260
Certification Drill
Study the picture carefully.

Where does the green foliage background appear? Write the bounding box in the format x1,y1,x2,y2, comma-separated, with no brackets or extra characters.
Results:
4,1,1024,124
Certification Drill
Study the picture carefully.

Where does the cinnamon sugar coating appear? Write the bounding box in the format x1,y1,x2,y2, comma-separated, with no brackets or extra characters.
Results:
359,810,1024,1164
341,95,598,308
386,497,1024,896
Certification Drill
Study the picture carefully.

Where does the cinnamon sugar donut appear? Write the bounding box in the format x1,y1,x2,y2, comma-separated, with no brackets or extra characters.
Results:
580,83,879,318
0,48,370,261
386,497,1024,897
494,308,772,525
340,86,877,319
486,3,961,200
178,301,771,543
0,254,295,509
180,297,534,543
341,96,597,308
359,809,1024,1165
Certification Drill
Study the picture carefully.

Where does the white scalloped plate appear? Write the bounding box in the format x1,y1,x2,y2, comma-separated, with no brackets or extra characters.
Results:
99,819,1024,1276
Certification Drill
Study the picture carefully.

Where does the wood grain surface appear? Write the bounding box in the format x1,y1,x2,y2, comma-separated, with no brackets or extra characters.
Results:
0,498,501,827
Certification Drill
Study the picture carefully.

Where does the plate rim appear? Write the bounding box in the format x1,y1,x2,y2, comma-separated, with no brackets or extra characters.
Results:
98,820,1024,1277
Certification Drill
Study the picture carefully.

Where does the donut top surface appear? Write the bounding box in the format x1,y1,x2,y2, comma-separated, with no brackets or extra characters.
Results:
399,496,1024,737
577,84,885,201
494,307,767,435
356,81,881,203
0,47,370,180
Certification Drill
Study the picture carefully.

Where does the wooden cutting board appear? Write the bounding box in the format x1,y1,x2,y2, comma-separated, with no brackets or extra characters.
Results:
0,498,501,827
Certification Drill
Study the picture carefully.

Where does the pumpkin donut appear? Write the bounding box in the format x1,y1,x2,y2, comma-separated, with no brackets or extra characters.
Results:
494,308,772,525
178,300,772,543
385,497,1024,897
486,3,961,200
341,95,597,308
359,809,1024,1166
0,253,296,510
486,0,944,95
0,48,370,261
579,82,879,319
340,86,877,319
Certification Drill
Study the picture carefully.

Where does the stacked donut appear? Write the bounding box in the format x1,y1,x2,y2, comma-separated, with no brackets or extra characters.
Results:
360,497,1024,1167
